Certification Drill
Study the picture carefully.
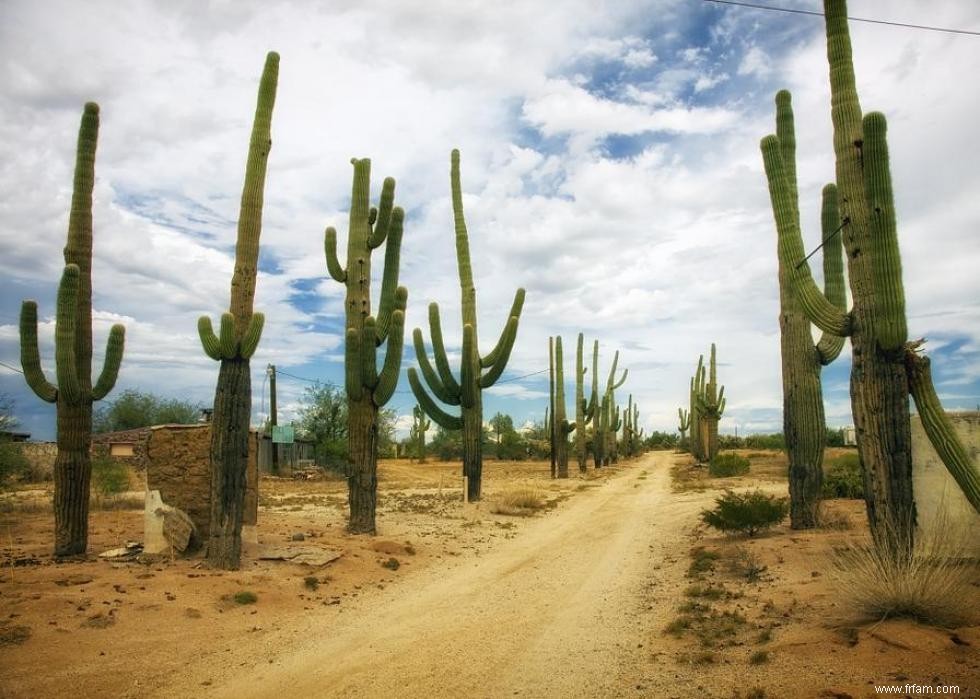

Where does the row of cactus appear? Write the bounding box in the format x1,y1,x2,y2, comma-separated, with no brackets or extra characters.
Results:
761,0,979,551
622,395,644,458
408,150,526,502
682,344,726,463
409,405,431,463
19,103,126,557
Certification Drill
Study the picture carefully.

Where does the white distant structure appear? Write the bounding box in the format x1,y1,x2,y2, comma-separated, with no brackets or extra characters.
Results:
842,426,857,446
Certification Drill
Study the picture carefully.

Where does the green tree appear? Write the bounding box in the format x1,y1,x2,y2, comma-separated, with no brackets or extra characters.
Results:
296,382,348,469
0,391,18,432
489,412,514,460
92,389,200,432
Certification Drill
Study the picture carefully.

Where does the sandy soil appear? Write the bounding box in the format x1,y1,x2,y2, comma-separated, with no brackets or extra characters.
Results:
1,451,978,699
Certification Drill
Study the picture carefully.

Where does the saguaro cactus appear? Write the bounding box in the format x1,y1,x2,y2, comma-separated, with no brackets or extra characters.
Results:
548,336,575,478
574,334,597,473
197,52,278,568
409,150,525,501
688,358,705,460
410,405,431,463
761,0,980,550
325,159,407,535
695,344,726,462
765,92,847,529
678,408,691,445
20,103,125,556
594,349,627,467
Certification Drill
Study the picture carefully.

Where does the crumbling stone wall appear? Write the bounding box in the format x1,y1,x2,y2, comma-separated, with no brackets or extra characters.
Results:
145,425,258,535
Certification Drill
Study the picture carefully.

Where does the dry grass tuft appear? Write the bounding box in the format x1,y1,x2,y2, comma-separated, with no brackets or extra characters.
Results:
831,517,979,628
490,488,547,516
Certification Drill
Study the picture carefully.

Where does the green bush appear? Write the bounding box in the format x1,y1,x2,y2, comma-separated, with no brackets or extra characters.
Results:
821,452,864,499
90,455,130,498
700,490,788,537
0,439,30,488
709,453,750,477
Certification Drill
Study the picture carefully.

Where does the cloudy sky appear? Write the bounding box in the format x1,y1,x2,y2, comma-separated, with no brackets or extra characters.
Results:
1,0,978,442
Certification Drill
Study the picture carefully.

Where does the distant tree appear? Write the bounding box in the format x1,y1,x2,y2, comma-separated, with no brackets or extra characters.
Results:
92,389,200,432
0,392,28,487
430,425,463,461
377,408,397,457
825,426,845,448
522,420,550,460
644,431,679,450
295,382,348,469
489,412,515,460
0,391,18,432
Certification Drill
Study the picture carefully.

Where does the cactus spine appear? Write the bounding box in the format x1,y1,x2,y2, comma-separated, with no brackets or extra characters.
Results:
761,0,980,549
410,405,431,463
324,158,407,535
196,52,278,569
19,103,125,556
408,150,525,501
574,334,597,473
765,90,847,529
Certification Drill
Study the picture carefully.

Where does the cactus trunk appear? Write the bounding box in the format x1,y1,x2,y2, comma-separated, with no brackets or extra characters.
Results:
550,336,574,478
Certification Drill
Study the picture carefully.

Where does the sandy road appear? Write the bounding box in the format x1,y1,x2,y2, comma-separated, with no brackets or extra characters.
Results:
158,452,708,698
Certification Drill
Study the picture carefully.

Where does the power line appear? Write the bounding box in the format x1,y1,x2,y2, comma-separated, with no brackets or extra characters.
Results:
704,0,980,36
0,360,24,375
494,368,549,384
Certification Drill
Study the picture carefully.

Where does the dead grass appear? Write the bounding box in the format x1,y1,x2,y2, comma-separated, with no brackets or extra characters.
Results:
490,487,547,516
830,518,979,628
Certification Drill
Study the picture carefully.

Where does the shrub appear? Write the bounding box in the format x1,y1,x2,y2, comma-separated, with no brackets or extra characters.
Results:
491,488,546,516
90,456,130,499
700,490,788,537
708,453,750,477
233,591,258,605
821,452,864,499
0,439,30,488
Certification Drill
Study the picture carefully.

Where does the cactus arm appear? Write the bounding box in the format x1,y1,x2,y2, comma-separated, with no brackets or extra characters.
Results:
345,327,364,401
324,226,347,283
412,327,459,406
906,352,980,512
197,316,222,360
611,368,628,391
218,312,237,358
678,408,690,431
816,183,847,364
367,177,395,250
374,209,405,342
240,312,264,359
562,419,576,435
91,324,125,401
460,324,477,410
54,264,81,404
862,112,907,351
361,317,378,388
373,307,405,407
19,300,58,403
761,134,852,337
450,149,476,326
408,368,464,430
427,302,461,397
479,316,518,389
480,288,526,368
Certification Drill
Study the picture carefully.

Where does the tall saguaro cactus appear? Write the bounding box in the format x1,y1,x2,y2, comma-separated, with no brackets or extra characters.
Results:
574,334,597,473
688,358,704,460
761,0,980,550
410,405,431,463
325,159,407,535
20,103,125,556
409,150,525,501
197,52,278,568
596,351,627,466
695,344,726,462
548,336,575,478
766,91,847,529
678,408,691,445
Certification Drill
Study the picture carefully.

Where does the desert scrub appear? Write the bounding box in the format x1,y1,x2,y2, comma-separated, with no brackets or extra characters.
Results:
701,490,788,537
687,546,721,578
821,452,863,499
831,518,978,627
90,455,131,507
491,487,546,516
232,591,258,605
708,453,750,477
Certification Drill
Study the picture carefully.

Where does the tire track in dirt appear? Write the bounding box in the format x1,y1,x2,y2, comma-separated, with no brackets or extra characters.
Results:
157,452,710,698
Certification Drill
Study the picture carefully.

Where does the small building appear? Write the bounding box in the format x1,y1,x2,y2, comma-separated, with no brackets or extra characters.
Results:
92,424,259,537
842,426,857,446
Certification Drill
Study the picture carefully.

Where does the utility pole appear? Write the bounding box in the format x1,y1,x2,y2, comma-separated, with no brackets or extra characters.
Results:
267,364,278,474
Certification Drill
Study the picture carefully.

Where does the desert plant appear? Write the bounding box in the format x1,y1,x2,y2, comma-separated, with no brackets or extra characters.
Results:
89,455,129,500
693,344,726,462
709,453,750,477
491,487,546,516
19,102,126,556
701,490,788,537
574,334,597,473
760,0,980,552
325,157,407,534
830,516,977,627
410,405,431,463
197,52,278,568
548,336,575,478
0,439,30,488
765,93,847,529
678,408,690,444
821,453,864,499
408,150,525,502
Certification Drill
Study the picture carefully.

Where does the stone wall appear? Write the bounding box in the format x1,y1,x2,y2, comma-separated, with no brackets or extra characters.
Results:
145,425,258,536
911,411,980,557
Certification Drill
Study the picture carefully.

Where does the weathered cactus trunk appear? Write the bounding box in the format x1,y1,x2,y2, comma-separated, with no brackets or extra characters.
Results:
549,336,574,478
198,53,278,568
19,103,125,557
574,334,596,473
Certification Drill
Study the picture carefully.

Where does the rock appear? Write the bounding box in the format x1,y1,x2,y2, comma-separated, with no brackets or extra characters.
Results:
291,532,306,542
54,574,94,586
162,506,198,553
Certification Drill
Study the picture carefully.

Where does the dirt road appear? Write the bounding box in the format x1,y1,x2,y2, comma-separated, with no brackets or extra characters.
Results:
156,452,708,698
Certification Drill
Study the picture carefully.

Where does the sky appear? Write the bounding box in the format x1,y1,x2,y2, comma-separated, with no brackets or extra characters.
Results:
1,0,978,442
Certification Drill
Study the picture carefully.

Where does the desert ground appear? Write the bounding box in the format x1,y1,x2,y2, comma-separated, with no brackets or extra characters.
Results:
1,451,977,699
